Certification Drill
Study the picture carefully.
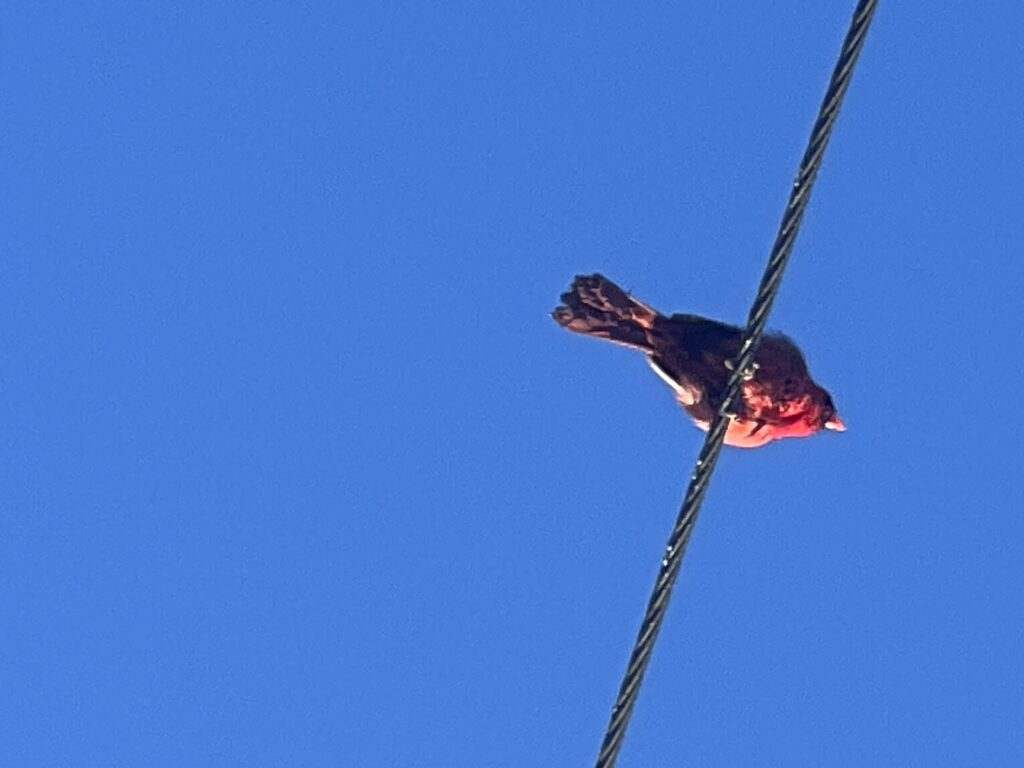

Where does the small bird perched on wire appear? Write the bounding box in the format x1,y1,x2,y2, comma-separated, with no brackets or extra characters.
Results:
552,273,845,448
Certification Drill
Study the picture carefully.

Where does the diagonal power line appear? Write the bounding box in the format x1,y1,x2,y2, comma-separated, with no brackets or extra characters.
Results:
593,1,879,766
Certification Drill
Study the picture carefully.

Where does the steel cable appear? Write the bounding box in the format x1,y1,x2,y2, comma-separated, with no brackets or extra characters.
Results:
593,2,879,765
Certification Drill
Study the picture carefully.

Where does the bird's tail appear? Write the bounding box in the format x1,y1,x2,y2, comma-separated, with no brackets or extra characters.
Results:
552,274,662,352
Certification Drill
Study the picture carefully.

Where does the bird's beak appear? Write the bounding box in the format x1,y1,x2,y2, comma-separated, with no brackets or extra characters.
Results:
824,415,846,432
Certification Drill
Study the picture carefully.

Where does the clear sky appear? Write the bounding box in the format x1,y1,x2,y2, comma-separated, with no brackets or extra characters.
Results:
4,2,1024,766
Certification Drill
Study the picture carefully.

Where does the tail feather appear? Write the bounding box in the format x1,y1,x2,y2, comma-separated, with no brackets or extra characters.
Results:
552,274,662,352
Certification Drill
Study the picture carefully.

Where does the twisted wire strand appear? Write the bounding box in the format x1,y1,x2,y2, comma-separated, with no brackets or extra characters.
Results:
594,2,878,765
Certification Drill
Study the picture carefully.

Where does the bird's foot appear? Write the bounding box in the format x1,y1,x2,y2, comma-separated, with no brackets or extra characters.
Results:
724,359,759,381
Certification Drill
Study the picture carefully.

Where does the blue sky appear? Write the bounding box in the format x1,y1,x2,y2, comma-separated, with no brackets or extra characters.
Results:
4,2,1024,766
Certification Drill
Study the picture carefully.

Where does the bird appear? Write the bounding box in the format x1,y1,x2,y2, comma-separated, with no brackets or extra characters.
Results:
552,273,845,448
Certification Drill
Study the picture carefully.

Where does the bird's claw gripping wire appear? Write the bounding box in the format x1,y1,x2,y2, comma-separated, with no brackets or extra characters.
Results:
723,358,759,381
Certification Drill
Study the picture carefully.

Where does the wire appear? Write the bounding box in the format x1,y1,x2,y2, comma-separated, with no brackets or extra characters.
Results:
593,1,879,766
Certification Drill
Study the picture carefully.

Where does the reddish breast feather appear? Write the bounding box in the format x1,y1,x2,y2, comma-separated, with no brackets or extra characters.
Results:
686,381,823,448
690,414,819,448
725,420,777,448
